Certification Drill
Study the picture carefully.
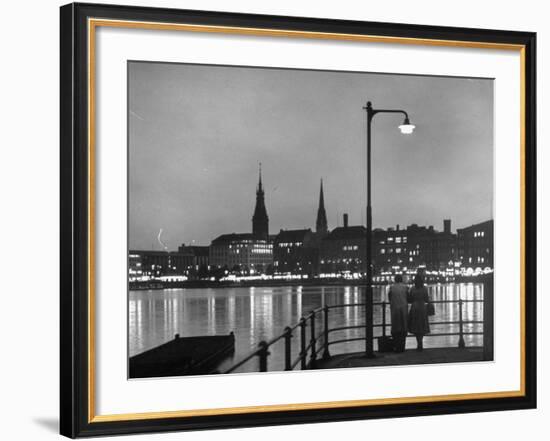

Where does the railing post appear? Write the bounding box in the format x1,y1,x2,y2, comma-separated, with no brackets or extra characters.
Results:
257,341,270,372
458,298,465,349
382,301,387,338
299,317,307,370
483,277,494,361
284,326,292,371
322,305,331,360
309,311,317,368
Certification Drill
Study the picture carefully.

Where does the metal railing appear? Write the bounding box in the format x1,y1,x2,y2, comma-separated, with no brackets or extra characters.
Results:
224,305,327,374
224,282,492,374
378,299,483,348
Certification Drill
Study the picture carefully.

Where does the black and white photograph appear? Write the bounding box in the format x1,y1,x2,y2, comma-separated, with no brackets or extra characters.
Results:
127,61,495,378
1,0,543,438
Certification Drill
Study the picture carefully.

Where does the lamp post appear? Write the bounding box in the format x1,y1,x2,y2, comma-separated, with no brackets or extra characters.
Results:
363,101,415,358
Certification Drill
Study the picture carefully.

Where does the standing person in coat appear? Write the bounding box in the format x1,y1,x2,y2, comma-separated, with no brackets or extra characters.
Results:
408,274,431,351
388,274,409,352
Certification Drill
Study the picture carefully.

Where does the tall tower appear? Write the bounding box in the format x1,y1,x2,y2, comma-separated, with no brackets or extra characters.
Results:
252,163,269,240
316,179,328,234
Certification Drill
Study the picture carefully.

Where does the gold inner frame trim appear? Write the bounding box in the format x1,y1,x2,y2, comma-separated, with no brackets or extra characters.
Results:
91,390,524,423
87,17,527,424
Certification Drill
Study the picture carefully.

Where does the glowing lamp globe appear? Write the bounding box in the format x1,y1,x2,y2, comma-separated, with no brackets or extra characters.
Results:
398,117,415,134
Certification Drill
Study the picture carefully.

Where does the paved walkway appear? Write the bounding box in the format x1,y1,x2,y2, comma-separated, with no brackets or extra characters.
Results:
313,347,485,370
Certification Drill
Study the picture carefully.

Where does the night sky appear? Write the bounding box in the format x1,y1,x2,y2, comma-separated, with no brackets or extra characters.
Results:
128,61,493,251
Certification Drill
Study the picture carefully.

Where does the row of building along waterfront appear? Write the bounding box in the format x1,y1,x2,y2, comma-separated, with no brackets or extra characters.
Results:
129,167,493,283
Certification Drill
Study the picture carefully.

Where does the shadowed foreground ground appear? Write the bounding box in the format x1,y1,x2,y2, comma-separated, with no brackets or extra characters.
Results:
314,347,485,369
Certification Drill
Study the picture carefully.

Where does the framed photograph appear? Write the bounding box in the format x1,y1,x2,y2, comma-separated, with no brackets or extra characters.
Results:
60,2,537,438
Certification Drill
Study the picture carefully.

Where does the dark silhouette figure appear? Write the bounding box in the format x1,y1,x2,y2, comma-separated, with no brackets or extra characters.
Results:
388,274,408,352
408,274,431,351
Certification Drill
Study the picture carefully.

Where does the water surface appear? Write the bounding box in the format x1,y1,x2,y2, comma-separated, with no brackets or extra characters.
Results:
129,283,484,373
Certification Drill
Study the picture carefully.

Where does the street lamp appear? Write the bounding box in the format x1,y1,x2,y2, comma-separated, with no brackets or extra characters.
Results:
399,117,416,134
363,101,414,358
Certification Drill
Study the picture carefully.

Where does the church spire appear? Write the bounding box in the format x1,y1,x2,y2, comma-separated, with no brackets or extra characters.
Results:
258,162,263,192
252,163,269,240
316,179,328,234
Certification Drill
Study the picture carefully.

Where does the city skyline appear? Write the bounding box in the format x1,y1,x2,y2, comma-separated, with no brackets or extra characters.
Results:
129,62,493,250
131,170,489,252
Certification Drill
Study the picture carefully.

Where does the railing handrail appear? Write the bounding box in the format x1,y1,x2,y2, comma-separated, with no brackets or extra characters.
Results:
262,305,325,347
224,350,261,373
224,294,487,374
327,299,483,310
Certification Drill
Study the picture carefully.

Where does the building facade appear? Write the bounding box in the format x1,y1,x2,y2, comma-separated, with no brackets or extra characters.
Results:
373,219,458,281
372,225,409,275
128,250,196,280
273,229,317,276
457,219,494,270
128,252,143,281
177,244,210,278
319,214,367,276
406,220,457,272
209,233,273,273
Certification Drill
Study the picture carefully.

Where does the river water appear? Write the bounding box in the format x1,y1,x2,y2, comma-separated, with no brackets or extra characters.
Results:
129,283,484,373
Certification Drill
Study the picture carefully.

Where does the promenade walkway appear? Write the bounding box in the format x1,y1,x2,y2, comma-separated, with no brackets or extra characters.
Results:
313,347,484,370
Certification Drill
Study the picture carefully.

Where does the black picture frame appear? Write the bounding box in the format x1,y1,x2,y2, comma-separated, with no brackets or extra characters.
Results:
60,2,537,438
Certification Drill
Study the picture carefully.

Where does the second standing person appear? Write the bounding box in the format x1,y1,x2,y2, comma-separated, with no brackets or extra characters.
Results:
408,274,431,351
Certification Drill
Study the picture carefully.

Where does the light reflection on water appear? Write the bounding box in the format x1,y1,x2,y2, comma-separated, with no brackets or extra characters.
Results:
129,283,484,373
